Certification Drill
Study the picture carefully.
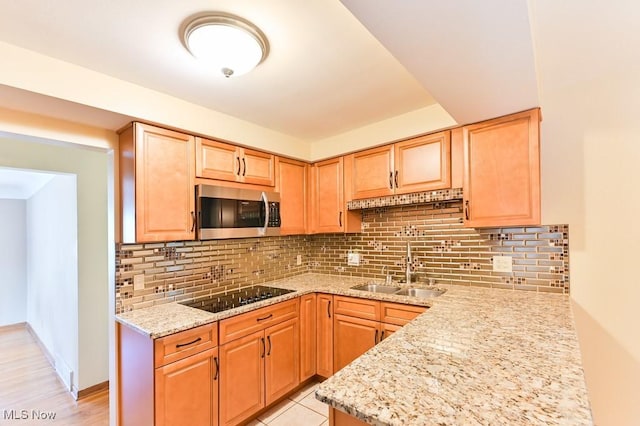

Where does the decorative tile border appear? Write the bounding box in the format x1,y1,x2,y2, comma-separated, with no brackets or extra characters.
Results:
347,188,463,210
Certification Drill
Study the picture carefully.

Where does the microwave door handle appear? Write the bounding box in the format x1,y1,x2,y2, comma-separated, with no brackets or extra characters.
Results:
260,192,269,236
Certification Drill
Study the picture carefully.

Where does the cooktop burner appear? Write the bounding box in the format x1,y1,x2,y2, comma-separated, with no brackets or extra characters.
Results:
180,285,295,313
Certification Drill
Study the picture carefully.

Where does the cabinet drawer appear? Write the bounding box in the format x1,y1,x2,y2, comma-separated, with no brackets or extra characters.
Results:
219,298,298,345
380,302,427,326
154,322,218,368
333,296,380,321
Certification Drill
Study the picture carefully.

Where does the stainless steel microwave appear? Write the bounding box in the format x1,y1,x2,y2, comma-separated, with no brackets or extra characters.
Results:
196,185,281,239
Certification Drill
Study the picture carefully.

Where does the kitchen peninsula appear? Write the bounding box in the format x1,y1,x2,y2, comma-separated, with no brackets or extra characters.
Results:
117,273,592,426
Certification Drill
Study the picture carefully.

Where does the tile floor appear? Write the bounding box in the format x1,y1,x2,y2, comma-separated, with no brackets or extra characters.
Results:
247,381,329,426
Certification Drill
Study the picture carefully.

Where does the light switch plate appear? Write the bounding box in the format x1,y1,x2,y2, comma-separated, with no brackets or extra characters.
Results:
133,274,145,291
296,254,302,266
492,256,513,272
347,252,361,266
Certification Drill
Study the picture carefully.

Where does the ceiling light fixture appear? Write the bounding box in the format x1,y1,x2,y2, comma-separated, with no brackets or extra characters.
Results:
182,13,269,78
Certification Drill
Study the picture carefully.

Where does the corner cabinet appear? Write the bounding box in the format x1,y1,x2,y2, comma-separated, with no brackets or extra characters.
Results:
310,157,361,233
348,131,451,200
332,296,426,373
195,137,275,186
463,108,541,228
119,123,196,243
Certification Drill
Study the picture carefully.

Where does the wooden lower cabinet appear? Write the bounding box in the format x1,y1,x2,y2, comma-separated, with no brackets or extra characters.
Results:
117,322,218,426
332,297,427,373
219,331,265,426
316,294,334,378
218,307,299,426
381,322,401,340
265,318,300,405
155,347,219,426
299,293,317,381
333,315,378,372
330,408,368,426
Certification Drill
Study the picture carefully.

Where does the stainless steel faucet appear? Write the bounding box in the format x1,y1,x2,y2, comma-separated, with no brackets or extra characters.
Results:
382,265,392,285
406,241,412,284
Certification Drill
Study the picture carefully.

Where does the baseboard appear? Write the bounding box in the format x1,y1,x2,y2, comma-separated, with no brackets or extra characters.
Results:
0,322,27,333
76,380,109,400
25,323,56,367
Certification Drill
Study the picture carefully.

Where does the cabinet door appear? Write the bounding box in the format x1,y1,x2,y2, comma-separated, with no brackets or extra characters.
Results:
196,137,241,182
278,158,308,235
380,323,401,341
394,131,451,194
349,146,394,199
463,109,541,227
312,157,344,233
155,347,218,426
299,293,317,381
130,123,195,242
316,294,334,378
242,148,275,186
265,318,300,405
333,314,378,372
219,331,265,426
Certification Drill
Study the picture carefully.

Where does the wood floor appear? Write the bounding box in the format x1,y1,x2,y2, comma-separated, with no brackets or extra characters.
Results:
0,324,109,425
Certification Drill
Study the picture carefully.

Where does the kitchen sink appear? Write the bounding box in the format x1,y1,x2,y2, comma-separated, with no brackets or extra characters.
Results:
350,283,402,294
395,287,446,298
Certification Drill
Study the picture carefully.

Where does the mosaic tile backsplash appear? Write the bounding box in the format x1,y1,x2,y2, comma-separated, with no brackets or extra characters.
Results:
116,236,310,313
116,201,569,313
310,201,569,293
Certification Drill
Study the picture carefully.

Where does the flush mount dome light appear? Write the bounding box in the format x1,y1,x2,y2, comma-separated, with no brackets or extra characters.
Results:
183,13,269,78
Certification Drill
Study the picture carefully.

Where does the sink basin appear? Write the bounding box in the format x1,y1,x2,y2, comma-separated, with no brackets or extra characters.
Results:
350,283,401,294
395,287,447,298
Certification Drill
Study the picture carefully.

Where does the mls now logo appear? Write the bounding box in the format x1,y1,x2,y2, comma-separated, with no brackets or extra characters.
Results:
3,409,57,420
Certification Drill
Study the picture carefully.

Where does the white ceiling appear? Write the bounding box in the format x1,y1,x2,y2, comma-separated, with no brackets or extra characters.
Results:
0,0,541,146
0,168,56,199
0,0,439,141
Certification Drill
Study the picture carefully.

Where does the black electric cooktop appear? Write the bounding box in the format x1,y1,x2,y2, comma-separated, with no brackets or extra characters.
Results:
180,285,295,313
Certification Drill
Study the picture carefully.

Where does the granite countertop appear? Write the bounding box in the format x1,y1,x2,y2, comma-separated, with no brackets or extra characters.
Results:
314,282,593,425
115,273,592,425
115,273,432,338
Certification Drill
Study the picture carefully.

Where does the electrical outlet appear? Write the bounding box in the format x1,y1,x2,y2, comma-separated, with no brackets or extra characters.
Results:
347,252,361,266
296,254,302,266
492,256,513,273
133,274,145,291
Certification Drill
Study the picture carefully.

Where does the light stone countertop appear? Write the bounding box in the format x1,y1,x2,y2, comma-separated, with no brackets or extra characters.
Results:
115,273,592,425
115,273,431,338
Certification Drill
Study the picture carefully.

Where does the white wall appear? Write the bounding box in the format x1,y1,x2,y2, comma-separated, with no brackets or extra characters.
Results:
26,175,78,390
0,199,26,326
531,2,640,423
0,136,110,392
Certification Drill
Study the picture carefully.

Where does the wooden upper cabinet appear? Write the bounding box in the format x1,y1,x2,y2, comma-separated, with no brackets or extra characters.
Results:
350,145,394,199
277,158,308,235
394,131,451,194
463,108,541,228
196,137,275,186
312,157,343,233
450,127,464,189
119,123,195,243
348,131,452,200
310,157,361,234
